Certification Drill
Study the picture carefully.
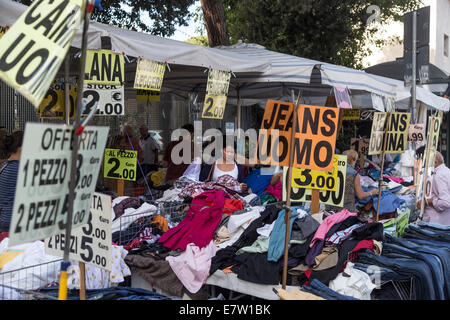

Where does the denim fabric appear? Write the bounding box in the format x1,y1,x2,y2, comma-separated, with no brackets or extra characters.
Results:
384,235,450,299
37,286,171,300
353,262,409,283
382,243,446,300
356,250,435,300
418,221,450,231
404,224,450,242
302,279,359,300
358,187,405,215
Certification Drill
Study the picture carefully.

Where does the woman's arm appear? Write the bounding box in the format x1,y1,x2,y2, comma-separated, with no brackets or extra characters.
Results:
354,174,377,200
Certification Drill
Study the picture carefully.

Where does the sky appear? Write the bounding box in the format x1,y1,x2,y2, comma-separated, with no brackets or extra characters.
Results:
169,1,203,41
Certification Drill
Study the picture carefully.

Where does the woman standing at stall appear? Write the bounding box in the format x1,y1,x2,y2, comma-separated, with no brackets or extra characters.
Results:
0,131,24,233
340,149,379,212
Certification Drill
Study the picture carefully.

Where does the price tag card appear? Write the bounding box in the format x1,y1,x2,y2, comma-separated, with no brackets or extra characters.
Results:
45,193,112,271
202,69,231,120
350,138,370,155
202,94,227,119
8,123,109,246
408,124,425,142
82,84,124,116
104,148,137,181
283,155,347,207
37,81,77,119
291,155,339,191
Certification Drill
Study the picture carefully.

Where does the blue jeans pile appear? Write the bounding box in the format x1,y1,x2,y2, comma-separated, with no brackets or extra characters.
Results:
302,279,359,300
355,222,450,300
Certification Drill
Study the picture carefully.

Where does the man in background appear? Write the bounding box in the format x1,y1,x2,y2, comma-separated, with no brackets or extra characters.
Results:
419,151,450,225
139,124,160,175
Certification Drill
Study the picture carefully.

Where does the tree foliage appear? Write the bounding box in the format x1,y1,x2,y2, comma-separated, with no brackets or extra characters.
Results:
224,0,423,68
14,0,196,37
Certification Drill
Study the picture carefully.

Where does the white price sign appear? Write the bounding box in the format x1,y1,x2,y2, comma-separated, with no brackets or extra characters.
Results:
8,123,109,246
82,84,124,116
45,193,112,271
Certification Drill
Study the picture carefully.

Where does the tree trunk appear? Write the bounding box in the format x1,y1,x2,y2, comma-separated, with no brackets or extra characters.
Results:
200,0,230,47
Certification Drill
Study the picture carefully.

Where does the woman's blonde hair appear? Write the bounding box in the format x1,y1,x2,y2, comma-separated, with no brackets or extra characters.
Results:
343,149,358,165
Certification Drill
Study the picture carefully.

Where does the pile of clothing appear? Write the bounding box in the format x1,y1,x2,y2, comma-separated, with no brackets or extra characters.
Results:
355,222,450,300
0,238,131,300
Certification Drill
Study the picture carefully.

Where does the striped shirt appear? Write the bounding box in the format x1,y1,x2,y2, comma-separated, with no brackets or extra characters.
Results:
0,160,19,229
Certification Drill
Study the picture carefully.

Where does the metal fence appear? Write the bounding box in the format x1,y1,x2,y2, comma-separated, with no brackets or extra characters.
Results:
0,259,62,300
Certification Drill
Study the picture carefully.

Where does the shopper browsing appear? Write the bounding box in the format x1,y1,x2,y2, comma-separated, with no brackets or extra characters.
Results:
0,131,24,232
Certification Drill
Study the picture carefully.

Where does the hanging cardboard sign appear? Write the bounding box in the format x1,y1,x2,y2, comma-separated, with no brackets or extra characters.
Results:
350,138,370,155
408,123,425,142
0,0,84,107
8,123,109,246
342,107,360,120
283,155,347,207
136,89,160,102
291,155,339,191
427,112,443,166
133,58,165,91
371,93,385,112
368,112,410,155
256,100,339,172
0,26,8,39
202,69,231,119
104,148,137,181
84,50,124,86
38,82,77,119
82,84,124,116
333,87,352,109
383,96,395,113
45,193,112,271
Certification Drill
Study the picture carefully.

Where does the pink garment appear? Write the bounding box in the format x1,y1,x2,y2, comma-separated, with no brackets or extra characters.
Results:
309,209,357,248
266,180,282,200
166,241,218,293
158,190,226,251
385,176,404,184
424,164,450,225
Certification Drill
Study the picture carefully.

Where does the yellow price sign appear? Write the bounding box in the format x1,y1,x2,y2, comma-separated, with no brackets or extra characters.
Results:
38,84,77,119
291,155,339,191
283,155,348,207
202,94,227,119
104,148,137,181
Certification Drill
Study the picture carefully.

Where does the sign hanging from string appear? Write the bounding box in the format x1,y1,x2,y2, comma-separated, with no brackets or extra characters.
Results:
84,49,124,86
0,0,84,107
202,69,231,119
133,58,165,91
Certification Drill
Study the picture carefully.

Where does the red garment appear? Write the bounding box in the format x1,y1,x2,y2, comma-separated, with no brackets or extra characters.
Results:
222,199,243,215
158,190,226,251
0,232,8,242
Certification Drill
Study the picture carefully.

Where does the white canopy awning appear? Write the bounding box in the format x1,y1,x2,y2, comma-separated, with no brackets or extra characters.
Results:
0,0,270,73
